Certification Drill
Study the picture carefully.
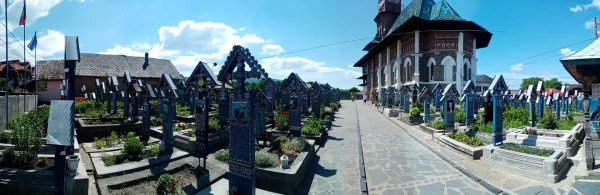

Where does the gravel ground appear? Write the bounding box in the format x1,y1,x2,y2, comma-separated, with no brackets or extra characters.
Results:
108,166,200,195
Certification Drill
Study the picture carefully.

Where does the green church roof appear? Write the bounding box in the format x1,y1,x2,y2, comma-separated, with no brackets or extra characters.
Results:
387,0,462,36
430,0,461,20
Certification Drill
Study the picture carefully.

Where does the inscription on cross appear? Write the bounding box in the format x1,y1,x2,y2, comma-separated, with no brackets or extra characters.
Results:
489,75,508,146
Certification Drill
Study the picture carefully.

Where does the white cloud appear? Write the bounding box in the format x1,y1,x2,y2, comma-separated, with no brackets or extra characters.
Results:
260,44,284,55
584,0,600,10
560,48,576,57
585,20,596,29
2,0,65,31
570,5,583,12
510,63,524,72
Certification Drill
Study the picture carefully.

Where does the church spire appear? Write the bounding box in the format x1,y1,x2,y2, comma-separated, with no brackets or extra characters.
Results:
375,0,401,41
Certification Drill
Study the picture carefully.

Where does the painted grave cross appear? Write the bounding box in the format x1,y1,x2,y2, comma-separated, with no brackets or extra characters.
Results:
536,81,545,124
553,93,561,120
217,46,269,194
441,84,459,134
462,80,476,126
419,88,433,123
130,79,143,122
263,78,277,118
411,83,420,103
489,75,508,146
95,79,103,102
433,83,443,111
177,80,188,107
186,61,221,161
140,80,156,142
281,72,308,137
255,89,271,146
157,73,179,152
526,85,538,127
386,86,396,108
107,76,119,114
123,72,132,118
323,83,332,106
309,82,323,118
561,85,568,116
399,86,409,113
380,87,387,107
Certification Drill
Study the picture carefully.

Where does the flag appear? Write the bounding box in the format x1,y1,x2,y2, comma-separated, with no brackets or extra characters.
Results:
27,31,36,50
19,2,26,26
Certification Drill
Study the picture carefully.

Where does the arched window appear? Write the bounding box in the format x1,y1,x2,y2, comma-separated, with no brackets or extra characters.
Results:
441,56,456,82
464,59,472,81
427,57,436,82
403,58,412,83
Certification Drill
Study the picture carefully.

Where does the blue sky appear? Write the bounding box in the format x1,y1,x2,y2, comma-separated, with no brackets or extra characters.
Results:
1,0,599,89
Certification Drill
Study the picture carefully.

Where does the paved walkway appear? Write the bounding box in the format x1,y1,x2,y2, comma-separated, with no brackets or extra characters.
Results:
298,101,361,194
356,101,491,195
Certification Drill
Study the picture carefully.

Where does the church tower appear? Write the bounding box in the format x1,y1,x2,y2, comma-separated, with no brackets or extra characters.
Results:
375,0,401,41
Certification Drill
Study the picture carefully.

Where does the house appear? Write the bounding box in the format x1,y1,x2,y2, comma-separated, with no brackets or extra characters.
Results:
476,74,493,93
0,60,32,93
36,53,183,103
354,0,492,100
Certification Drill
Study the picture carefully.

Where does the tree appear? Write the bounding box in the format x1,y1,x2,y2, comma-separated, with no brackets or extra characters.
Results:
520,77,543,90
544,78,563,89
520,77,564,90
349,87,360,93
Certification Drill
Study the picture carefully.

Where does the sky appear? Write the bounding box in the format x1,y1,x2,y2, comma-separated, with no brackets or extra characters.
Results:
0,0,599,90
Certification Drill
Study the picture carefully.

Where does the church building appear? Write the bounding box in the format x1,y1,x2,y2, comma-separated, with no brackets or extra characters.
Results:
354,0,492,100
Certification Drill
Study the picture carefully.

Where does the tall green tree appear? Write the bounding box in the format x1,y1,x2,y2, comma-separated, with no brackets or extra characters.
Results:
520,77,543,90
520,77,564,90
349,87,360,93
544,78,563,89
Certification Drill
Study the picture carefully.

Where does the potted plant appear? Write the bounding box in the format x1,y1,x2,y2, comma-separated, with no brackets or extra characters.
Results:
409,107,424,125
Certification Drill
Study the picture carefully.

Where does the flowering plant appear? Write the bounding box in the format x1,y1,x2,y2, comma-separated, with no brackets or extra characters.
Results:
275,103,289,131
75,97,86,101
158,174,178,195
37,156,47,167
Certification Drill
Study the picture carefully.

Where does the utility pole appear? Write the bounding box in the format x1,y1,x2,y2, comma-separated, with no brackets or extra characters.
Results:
594,17,598,40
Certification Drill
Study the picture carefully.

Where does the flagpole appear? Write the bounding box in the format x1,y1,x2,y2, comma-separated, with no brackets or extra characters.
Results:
34,40,36,110
5,0,9,127
23,0,26,112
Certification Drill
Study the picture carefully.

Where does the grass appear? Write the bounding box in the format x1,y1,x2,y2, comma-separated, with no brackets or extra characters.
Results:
469,122,493,134
500,143,554,157
447,132,488,146
426,120,444,130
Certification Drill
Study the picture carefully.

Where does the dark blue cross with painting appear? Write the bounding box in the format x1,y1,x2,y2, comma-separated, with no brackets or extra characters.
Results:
441,84,459,134
217,45,268,194
489,75,508,146
281,72,308,137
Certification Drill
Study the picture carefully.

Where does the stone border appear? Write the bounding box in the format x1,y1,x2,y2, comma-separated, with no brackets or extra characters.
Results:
505,130,579,157
433,133,485,159
90,148,190,178
176,115,195,123
0,153,88,195
76,118,142,142
481,146,569,183
418,124,444,135
255,140,316,195
171,129,229,154
304,130,327,146
105,164,210,193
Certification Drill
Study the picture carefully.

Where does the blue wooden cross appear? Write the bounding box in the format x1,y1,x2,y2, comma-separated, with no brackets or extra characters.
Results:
441,84,459,134
489,75,508,146
536,81,545,123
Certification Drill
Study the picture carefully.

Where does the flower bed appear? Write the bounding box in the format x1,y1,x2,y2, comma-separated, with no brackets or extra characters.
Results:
481,145,569,183
433,133,485,159
106,164,208,195
505,129,579,157
76,118,142,142
100,133,160,166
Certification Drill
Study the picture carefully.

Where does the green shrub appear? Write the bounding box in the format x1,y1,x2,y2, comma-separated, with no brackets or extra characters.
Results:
209,116,223,132
454,109,466,123
394,101,399,107
150,100,159,116
275,103,289,130
150,116,162,126
286,138,308,153
469,122,493,134
255,150,279,168
426,120,444,129
0,131,11,143
149,143,160,157
185,130,196,137
174,126,182,132
176,104,191,116
101,152,116,166
557,119,577,130
2,147,15,164
319,104,325,119
215,149,230,163
94,137,107,149
539,114,558,130
412,101,424,113
158,173,179,195
503,107,529,128
273,136,289,149
568,111,584,117
302,117,323,136
122,135,144,160
447,132,488,146
500,143,554,157
6,106,49,166
409,107,421,117
330,102,339,111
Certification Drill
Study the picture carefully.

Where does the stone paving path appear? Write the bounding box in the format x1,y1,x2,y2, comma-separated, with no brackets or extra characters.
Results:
355,101,492,195
298,101,361,194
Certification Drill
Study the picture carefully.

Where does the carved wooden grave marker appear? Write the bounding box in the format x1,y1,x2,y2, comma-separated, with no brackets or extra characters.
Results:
217,46,269,194
157,74,178,152
489,75,508,146
282,73,308,137
441,84,459,134
462,80,476,126
536,81,545,124
420,88,433,122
